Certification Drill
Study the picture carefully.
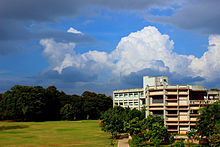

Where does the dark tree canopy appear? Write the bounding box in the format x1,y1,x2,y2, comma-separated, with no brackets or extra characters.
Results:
82,91,112,120
0,85,47,121
0,85,113,121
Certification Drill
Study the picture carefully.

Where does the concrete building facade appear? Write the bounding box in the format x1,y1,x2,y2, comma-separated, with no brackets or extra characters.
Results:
113,76,219,134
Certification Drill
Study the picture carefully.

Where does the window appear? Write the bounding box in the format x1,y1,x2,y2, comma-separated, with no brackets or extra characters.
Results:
152,98,163,103
152,95,163,103
115,94,119,98
129,93,133,97
119,93,123,97
129,102,133,106
142,99,146,105
124,93,128,97
134,92,138,97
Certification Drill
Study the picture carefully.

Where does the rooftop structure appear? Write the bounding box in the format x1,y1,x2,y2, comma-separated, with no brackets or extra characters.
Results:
113,76,219,134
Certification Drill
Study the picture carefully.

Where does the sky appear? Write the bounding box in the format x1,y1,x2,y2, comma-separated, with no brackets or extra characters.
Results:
1,0,220,95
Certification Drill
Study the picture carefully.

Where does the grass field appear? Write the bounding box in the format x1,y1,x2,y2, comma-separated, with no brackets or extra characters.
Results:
0,120,116,147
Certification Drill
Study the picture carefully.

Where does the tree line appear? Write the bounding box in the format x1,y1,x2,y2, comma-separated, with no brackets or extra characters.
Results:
0,85,112,121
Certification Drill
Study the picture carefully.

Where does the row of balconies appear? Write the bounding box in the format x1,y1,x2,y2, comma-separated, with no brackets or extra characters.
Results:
148,85,189,90
189,100,217,104
114,99,216,110
166,117,197,121
166,113,199,116
148,91,188,96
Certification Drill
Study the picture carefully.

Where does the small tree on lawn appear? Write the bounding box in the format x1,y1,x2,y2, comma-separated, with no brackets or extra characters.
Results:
101,106,144,139
101,106,126,138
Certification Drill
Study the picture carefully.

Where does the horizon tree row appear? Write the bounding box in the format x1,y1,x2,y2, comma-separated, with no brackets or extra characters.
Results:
0,85,112,121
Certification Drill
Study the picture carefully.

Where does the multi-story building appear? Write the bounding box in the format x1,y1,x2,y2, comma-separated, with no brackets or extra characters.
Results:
113,76,219,134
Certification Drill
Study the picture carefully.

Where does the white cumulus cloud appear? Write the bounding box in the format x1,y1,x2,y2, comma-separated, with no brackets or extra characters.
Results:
40,39,113,74
40,39,76,73
190,35,220,81
111,26,195,77
40,26,220,87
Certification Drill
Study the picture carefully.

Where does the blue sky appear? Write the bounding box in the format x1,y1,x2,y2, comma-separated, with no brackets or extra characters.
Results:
1,0,220,95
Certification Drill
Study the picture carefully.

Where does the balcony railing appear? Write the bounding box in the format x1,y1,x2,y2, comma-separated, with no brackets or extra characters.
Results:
166,92,178,95
167,103,178,106
190,118,197,121
167,118,178,121
149,91,164,95
179,92,188,95
190,100,216,105
152,99,163,103
166,114,178,116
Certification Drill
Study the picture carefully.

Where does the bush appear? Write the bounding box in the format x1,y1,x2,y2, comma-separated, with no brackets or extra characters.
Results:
132,135,145,146
174,139,185,147
153,136,162,147
168,133,176,144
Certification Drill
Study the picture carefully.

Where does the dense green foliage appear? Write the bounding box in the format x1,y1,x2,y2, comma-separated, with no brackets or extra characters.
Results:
0,85,112,121
101,106,169,146
174,139,185,147
186,128,197,145
100,106,145,138
126,115,169,146
196,100,220,146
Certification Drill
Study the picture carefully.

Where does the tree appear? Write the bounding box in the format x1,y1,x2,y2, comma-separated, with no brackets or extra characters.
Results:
0,85,47,121
96,94,113,117
0,85,113,122
124,115,169,146
82,91,112,120
209,123,220,147
60,104,75,120
142,115,168,145
196,100,220,145
168,133,176,144
44,86,62,120
82,91,99,119
186,128,197,145
101,106,127,138
60,94,83,120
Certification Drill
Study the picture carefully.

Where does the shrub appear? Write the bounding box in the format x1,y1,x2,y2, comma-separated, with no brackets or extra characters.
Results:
174,139,185,147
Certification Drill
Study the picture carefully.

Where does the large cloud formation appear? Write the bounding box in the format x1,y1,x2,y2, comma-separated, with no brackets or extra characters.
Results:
40,26,220,89
2,0,220,55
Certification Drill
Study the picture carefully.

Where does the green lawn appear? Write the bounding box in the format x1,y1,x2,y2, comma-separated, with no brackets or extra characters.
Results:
0,120,116,147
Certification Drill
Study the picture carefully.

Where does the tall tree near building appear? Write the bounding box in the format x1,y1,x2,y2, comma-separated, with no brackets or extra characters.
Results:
196,100,220,146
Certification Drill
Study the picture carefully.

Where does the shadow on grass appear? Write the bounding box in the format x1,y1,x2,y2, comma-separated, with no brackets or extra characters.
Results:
0,125,29,131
